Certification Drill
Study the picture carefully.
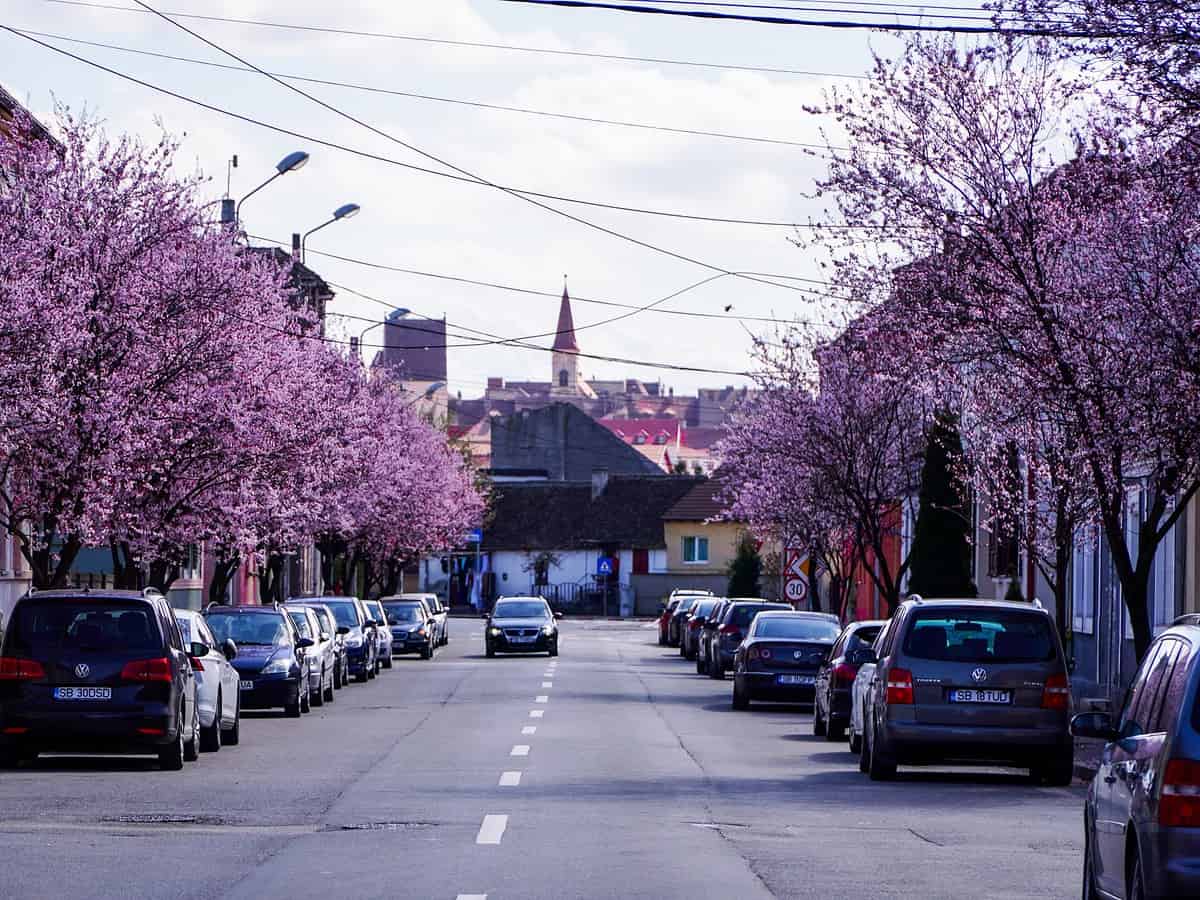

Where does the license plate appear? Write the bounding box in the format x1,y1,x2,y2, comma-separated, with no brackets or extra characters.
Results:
53,687,111,701
777,674,814,685
948,689,1011,704
239,680,254,690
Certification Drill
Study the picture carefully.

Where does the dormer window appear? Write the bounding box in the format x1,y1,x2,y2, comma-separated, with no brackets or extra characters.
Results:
633,434,647,445
653,433,668,445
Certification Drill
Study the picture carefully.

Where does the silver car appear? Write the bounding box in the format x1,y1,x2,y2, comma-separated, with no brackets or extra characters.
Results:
394,593,447,646
364,600,394,670
176,609,242,750
286,606,335,707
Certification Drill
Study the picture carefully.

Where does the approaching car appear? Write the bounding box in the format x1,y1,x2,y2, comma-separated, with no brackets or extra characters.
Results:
305,597,374,683
364,600,394,670
176,609,242,751
381,598,436,659
1074,614,1200,900
859,597,1072,783
707,600,792,679
485,597,562,657
680,597,721,661
696,599,730,675
0,588,200,770
205,605,313,718
731,611,841,710
286,606,335,706
813,619,885,741
395,593,448,646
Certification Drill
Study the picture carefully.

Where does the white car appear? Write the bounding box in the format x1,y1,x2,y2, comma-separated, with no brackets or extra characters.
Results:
848,660,876,762
176,609,242,750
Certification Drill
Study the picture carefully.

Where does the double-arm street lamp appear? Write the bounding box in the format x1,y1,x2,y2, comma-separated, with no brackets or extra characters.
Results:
301,203,360,263
225,150,310,226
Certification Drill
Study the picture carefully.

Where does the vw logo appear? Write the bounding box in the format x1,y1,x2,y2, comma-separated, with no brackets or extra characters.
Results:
794,651,803,660
74,663,90,679
970,667,988,684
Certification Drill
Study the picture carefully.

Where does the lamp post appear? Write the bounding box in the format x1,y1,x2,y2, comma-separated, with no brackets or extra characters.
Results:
350,308,408,360
224,150,309,226
301,203,360,263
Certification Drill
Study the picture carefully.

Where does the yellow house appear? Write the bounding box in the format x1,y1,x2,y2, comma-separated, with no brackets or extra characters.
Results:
662,477,742,588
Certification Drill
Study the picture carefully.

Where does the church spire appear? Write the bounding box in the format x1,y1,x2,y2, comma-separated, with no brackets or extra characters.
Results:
552,277,580,352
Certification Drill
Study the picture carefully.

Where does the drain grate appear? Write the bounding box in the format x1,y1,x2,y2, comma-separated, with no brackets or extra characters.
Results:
319,822,435,832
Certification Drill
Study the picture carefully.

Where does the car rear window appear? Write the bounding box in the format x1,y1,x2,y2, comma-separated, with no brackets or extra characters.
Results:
384,604,423,624
207,612,290,647
729,604,789,628
848,626,882,649
5,599,164,655
693,600,719,618
754,617,841,640
902,610,1056,663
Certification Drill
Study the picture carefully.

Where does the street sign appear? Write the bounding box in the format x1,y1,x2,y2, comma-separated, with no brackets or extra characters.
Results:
466,528,483,544
597,556,615,576
783,549,809,608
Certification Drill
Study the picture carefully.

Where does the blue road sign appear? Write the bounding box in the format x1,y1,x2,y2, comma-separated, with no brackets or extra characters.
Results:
597,556,615,576
466,528,483,544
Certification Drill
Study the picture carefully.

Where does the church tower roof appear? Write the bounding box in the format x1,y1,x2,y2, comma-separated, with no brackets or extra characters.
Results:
552,284,580,352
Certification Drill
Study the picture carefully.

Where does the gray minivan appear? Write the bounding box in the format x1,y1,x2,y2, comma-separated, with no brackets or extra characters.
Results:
858,597,1073,783
1074,615,1200,900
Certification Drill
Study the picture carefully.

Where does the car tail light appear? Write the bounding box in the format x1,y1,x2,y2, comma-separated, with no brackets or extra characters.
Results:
0,657,45,681
1160,759,1200,827
748,646,772,661
120,658,173,682
2,727,28,735
833,663,858,687
719,625,741,636
689,619,702,630
1041,673,1070,710
136,727,165,736
886,668,913,705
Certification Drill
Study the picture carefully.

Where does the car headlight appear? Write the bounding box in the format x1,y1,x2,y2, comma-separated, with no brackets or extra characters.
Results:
345,633,363,648
488,626,502,636
412,627,426,637
261,655,293,677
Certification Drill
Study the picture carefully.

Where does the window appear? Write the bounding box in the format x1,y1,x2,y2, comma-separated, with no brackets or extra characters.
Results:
653,433,668,445
1152,521,1177,634
1121,638,1173,734
682,536,709,564
634,433,647,445
1071,534,1097,635
558,370,569,387
753,617,840,641
902,610,1056,663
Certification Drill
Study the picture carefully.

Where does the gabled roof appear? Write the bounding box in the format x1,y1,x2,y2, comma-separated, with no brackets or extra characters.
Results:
663,472,736,522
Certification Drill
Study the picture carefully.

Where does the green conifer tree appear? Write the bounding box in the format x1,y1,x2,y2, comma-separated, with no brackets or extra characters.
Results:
727,533,763,598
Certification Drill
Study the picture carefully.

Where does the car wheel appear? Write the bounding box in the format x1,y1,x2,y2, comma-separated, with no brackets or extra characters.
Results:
312,669,326,707
867,720,897,781
549,641,559,658
812,702,827,736
658,632,666,646
421,644,432,660
1128,844,1146,900
183,703,200,762
333,662,342,690
324,670,335,704
159,717,186,771
383,650,394,669
1082,821,1099,900
222,692,241,746
299,684,311,714
695,653,706,675
679,639,687,658
485,640,496,658
199,692,222,752
710,658,725,680
848,723,861,756
367,660,376,680
285,681,303,717
858,722,871,774
732,677,750,710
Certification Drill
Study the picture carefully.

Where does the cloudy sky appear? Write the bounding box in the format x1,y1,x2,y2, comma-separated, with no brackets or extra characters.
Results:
0,0,991,398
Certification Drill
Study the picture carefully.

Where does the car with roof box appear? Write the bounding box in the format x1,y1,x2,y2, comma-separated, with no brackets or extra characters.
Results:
1074,613,1200,900
0,588,200,770
858,595,1073,783
204,604,314,718
731,611,842,709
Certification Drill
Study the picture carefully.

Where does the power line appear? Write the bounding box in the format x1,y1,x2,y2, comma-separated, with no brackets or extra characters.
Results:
123,0,818,297
38,0,869,79
6,27,848,232
11,28,840,151
558,0,1012,23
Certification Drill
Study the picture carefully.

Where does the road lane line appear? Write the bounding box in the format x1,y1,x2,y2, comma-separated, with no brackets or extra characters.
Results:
476,815,508,845
457,894,487,900
529,709,544,718
511,745,530,757
522,726,537,735
535,695,549,703
499,772,521,787
542,681,553,688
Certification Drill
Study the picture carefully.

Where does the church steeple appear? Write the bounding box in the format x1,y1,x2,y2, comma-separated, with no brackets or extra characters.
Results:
552,280,579,352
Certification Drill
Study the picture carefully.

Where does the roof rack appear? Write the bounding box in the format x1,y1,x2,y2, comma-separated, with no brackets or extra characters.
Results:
907,593,924,604
142,587,164,597
1173,613,1200,628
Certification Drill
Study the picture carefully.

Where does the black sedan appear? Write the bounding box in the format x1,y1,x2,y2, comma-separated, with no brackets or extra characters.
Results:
731,611,841,710
813,619,885,740
484,598,562,657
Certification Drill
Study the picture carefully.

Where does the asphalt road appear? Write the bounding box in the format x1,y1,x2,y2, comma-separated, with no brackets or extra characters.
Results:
0,619,1084,900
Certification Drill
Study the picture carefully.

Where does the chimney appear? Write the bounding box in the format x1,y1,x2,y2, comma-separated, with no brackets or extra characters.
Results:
291,232,301,262
220,197,235,225
591,467,609,501
349,335,360,359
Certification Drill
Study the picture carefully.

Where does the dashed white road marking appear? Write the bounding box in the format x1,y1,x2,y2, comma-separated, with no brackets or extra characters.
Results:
457,895,488,900
511,744,530,757
542,681,553,688
522,725,537,735
529,709,544,718
535,695,549,703
476,815,508,845
499,772,521,787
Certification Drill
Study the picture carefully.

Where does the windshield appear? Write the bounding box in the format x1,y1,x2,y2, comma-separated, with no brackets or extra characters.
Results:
207,613,290,647
493,601,549,619
366,602,385,620
903,610,1056,663
5,600,164,655
754,617,840,641
384,604,423,624
318,600,361,629
730,604,789,628
286,611,313,639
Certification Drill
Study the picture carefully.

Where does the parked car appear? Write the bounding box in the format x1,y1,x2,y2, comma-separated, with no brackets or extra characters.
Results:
813,619,886,741
175,609,242,750
1074,613,1200,900
666,590,711,646
858,597,1072,783
731,611,841,710
302,597,375,683
295,602,349,690
848,625,889,759
0,588,200,770
381,597,436,659
696,599,730,675
658,597,682,646
706,600,792,679
680,597,721,661
394,593,448,646
364,600,394,670
285,606,335,706
205,605,313,718
485,597,562,657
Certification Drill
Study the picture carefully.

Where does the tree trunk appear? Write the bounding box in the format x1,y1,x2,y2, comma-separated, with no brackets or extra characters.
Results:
208,556,240,607
257,554,285,606
110,542,142,590
1120,571,1154,664
147,559,179,594
1054,541,1071,651
28,532,82,590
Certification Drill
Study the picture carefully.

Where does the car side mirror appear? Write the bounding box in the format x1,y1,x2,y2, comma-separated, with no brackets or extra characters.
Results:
337,626,350,635
296,637,314,650
554,611,564,620
222,639,238,661
1071,712,1119,742
189,641,210,659
481,613,490,619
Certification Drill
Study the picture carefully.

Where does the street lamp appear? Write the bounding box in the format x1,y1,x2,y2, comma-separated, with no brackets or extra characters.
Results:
351,307,409,360
301,203,361,263
229,150,309,225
